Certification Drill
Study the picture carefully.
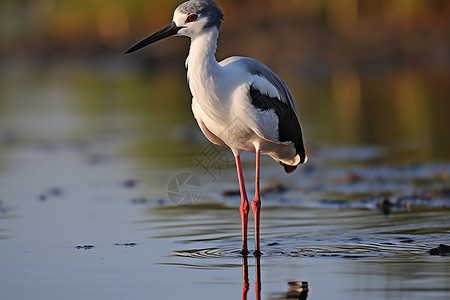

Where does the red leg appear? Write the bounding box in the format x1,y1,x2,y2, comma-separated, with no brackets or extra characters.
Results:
251,150,262,255
235,154,249,255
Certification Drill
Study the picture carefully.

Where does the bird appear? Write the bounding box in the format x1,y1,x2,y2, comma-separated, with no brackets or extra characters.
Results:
125,0,307,256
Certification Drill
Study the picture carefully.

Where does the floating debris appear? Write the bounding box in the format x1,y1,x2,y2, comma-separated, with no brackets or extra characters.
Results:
429,244,450,256
377,198,392,215
115,242,137,247
123,179,138,189
286,281,309,300
318,188,450,214
76,245,94,249
37,188,64,201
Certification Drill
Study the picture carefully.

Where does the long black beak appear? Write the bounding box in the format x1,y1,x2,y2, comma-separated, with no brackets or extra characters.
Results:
125,21,182,54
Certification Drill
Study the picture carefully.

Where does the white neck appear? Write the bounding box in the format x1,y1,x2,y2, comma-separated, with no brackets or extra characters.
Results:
186,28,225,121
186,28,220,91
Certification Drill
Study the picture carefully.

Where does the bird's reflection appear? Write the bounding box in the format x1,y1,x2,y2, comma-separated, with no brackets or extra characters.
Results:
241,255,260,300
241,255,309,300
242,256,249,300
254,255,261,299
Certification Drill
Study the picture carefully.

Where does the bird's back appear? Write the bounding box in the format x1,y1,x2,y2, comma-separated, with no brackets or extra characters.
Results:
219,56,298,114
218,56,307,169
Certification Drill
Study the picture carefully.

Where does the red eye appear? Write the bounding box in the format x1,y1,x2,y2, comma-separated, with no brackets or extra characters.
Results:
187,14,198,22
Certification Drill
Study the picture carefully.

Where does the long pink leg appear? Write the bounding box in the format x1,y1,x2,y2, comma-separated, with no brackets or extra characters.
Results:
235,154,249,255
251,150,262,255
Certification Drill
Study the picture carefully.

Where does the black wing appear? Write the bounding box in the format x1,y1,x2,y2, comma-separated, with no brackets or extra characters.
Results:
249,85,307,165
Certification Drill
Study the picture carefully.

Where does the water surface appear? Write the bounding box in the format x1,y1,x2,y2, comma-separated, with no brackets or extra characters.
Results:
1,67,449,299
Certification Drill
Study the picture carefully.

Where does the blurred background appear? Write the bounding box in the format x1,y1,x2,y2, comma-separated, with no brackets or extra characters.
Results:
1,2,450,298
0,0,449,163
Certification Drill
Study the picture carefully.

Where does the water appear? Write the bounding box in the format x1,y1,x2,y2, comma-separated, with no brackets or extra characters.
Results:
1,66,450,299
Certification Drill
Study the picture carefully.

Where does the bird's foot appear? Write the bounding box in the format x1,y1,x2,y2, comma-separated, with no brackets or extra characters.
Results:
240,248,249,256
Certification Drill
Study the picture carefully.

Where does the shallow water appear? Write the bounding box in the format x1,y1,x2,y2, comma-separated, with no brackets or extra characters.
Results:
1,68,450,299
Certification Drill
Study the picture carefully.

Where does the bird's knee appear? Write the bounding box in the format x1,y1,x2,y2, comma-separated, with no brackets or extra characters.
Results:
251,198,261,212
240,200,250,216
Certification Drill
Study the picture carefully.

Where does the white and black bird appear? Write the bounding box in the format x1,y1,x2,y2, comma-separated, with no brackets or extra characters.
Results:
126,0,307,255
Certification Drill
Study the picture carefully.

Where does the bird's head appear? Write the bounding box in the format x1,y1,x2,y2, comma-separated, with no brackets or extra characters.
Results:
175,0,224,37
125,0,223,54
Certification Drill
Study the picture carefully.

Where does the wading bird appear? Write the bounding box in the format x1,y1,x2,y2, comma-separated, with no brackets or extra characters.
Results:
126,0,306,255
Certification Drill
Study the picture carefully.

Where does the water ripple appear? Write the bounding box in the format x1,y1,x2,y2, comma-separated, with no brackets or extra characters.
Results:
172,246,242,259
168,234,438,261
